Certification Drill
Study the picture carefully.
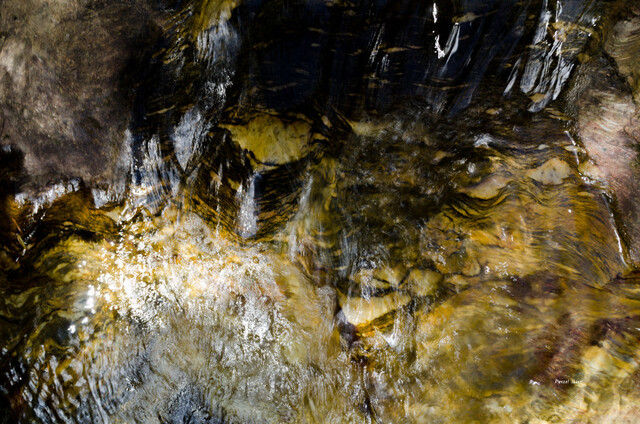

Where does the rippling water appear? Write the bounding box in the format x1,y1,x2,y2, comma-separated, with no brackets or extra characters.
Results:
2,0,640,422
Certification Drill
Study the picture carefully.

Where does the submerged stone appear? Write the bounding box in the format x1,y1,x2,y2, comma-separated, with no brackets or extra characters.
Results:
526,158,572,185
461,174,512,199
220,115,314,165
403,268,443,297
338,292,411,328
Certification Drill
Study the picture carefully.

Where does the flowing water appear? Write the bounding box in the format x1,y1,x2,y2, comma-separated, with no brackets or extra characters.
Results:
2,0,640,422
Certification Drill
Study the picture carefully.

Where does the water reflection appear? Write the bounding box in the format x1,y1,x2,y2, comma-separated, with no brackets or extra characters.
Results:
2,0,640,423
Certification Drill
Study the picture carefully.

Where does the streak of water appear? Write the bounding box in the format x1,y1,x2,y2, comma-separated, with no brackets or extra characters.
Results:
236,173,259,238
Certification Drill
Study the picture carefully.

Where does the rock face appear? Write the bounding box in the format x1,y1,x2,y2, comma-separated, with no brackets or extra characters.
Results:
0,0,161,192
566,3,640,264
605,5,640,104
572,63,640,263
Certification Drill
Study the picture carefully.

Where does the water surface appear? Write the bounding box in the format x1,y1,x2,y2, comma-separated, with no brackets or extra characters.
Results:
2,0,640,422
